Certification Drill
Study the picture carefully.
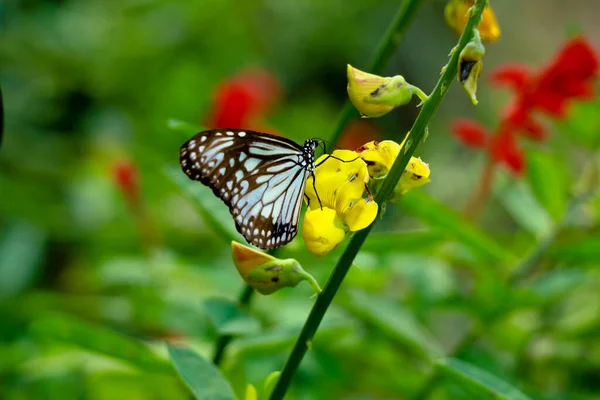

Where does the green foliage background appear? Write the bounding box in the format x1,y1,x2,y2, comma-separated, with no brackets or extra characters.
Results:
1,0,599,399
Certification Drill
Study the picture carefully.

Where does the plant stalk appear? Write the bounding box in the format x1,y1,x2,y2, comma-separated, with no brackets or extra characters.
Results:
328,0,425,145
269,2,489,398
212,0,425,367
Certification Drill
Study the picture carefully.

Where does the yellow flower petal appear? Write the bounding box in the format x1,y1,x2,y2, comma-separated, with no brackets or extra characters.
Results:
302,207,346,256
358,140,401,179
392,157,431,201
305,150,364,210
343,199,378,231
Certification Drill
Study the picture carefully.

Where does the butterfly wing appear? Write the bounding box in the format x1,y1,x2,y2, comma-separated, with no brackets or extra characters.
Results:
179,129,310,249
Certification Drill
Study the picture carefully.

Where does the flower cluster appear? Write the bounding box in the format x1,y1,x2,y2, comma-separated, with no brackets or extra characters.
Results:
444,0,500,43
452,37,599,174
302,140,430,256
303,150,378,256
204,68,281,134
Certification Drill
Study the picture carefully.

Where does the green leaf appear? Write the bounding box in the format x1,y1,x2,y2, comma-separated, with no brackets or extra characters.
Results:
0,222,46,299
527,150,569,221
164,166,242,244
527,269,587,303
204,297,261,336
29,313,173,374
344,290,444,361
553,234,600,265
556,98,600,149
436,358,532,400
496,181,553,239
398,191,513,263
361,230,446,253
168,345,236,400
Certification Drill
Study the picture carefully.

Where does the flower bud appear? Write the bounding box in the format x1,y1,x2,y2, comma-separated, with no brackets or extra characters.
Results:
347,65,426,118
231,241,321,295
458,29,485,105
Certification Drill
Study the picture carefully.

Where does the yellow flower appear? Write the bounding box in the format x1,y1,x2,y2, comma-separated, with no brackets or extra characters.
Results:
231,241,321,294
303,150,378,256
393,157,431,201
357,140,431,202
444,0,500,43
347,65,428,118
458,29,485,105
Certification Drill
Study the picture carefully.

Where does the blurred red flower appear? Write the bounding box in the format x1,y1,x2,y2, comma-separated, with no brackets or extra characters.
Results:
490,36,599,139
451,36,598,175
338,119,382,151
451,119,525,175
451,119,488,149
205,68,281,134
113,159,139,203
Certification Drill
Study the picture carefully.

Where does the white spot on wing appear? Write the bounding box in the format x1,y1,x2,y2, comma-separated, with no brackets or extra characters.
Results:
245,158,260,171
238,131,246,137
235,170,244,181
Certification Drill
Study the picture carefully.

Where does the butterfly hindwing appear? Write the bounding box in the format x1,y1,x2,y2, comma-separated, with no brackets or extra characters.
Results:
179,129,313,249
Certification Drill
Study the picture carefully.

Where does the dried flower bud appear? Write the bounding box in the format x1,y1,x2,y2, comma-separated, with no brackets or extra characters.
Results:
458,29,485,105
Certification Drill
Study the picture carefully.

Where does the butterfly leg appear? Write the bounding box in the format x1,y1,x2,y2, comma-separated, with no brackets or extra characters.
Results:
311,171,323,210
304,193,311,206
364,183,374,202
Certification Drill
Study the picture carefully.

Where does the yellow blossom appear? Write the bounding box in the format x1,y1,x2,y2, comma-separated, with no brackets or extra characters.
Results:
357,140,431,202
231,241,321,294
444,0,500,43
303,150,378,256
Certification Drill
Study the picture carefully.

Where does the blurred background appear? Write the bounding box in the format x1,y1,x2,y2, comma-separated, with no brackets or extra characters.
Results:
1,0,599,399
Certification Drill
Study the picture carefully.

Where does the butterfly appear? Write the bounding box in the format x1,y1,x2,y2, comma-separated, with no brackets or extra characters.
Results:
179,129,321,250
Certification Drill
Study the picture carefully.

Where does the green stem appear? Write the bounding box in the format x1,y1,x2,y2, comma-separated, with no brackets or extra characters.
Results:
212,284,255,365
212,0,425,367
269,2,488,399
328,0,425,145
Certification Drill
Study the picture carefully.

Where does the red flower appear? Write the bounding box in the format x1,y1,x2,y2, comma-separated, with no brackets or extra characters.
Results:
490,36,599,138
451,119,488,148
205,68,281,133
450,119,525,175
488,127,525,175
113,159,139,203
338,119,381,151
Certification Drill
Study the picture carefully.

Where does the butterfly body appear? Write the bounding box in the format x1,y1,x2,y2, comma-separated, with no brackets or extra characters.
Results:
179,129,318,249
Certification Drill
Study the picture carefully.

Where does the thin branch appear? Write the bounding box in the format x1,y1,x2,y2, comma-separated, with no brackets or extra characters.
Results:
212,0,426,367
269,2,489,398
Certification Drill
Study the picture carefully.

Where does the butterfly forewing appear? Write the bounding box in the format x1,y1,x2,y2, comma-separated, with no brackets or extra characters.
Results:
179,129,314,249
